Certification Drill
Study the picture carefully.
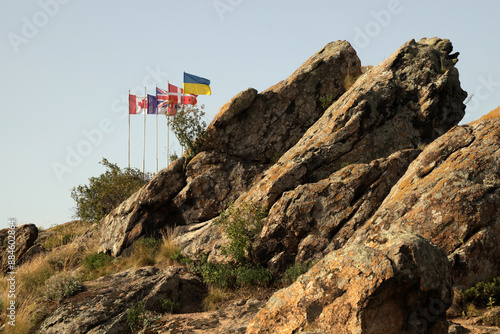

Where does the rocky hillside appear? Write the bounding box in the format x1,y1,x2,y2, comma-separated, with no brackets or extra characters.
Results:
2,37,500,333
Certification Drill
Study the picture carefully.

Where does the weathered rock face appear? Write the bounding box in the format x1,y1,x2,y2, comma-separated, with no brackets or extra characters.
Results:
239,37,466,210
247,232,452,334
98,40,362,256
170,151,266,225
39,266,206,334
251,149,421,275
0,223,38,273
201,40,362,164
98,158,187,256
351,112,500,288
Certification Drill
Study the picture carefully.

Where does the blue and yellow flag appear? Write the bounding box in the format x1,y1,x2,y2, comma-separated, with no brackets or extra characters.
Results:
183,72,211,95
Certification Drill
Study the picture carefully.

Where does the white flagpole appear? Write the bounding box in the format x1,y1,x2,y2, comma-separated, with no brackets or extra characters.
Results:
167,81,170,167
143,87,146,174
128,89,131,169
155,85,158,174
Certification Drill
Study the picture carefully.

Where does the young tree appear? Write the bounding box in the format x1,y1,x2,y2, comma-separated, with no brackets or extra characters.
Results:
71,158,151,224
168,105,207,157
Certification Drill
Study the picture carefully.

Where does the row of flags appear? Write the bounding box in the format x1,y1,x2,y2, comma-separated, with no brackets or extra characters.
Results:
128,72,211,116
127,72,211,172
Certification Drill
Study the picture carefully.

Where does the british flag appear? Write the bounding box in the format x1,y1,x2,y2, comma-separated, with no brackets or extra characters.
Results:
156,87,170,115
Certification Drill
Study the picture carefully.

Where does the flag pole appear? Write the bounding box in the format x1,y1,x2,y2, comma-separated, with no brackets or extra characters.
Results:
128,90,131,169
155,85,158,173
166,81,170,167
143,87,146,175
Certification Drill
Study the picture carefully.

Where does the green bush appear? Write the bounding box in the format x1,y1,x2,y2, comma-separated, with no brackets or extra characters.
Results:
215,201,267,264
282,261,315,286
83,252,113,271
460,277,500,308
169,105,207,159
71,158,151,224
160,298,180,314
191,254,271,290
126,301,146,331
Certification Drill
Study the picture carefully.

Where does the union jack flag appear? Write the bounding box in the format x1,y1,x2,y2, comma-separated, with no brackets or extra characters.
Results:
156,87,171,115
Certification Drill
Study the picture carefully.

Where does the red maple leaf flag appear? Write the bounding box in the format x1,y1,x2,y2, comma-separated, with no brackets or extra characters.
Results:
129,94,148,114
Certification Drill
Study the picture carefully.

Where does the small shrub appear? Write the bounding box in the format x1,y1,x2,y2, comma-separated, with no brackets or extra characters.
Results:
202,287,226,311
160,298,179,314
191,254,271,290
215,201,267,264
158,227,180,264
282,261,314,286
318,94,337,111
235,264,272,287
459,277,500,308
84,252,113,271
43,271,83,303
131,237,163,267
126,301,146,331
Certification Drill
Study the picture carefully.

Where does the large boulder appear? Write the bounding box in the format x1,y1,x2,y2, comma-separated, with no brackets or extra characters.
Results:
0,223,38,273
182,37,467,265
239,38,466,210
351,110,500,288
251,149,420,275
39,266,206,334
247,232,452,334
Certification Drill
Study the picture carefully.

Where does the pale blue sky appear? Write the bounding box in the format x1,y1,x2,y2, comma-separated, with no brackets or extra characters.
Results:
1,0,499,230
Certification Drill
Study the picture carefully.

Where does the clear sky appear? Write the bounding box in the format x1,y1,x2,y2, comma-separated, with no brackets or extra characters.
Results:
1,0,499,230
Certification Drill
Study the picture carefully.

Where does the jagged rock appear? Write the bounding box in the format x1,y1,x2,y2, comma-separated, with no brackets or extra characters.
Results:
239,37,466,210
98,158,187,256
171,151,266,225
39,266,206,334
201,40,361,163
0,223,38,273
247,232,452,334
170,40,361,226
352,110,500,288
251,149,421,275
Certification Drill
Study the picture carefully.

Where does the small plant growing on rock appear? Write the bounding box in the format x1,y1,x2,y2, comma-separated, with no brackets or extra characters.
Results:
160,298,180,314
215,201,267,264
126,301,146,331
169,105,207,159
282,261,315,286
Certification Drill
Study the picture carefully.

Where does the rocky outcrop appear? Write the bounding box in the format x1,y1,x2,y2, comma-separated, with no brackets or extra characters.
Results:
239,37,466,210
247,232,452,334
180,37,467,268
251,149,421,275
98,40,362,256
351,111,500,288
39,266,206,334
201,40,361,164
0,223,38,273
98,158,187,256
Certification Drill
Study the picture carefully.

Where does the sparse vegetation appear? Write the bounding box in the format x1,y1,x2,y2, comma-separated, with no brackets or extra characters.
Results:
160,298,180,314
282,261,315,286
318,94,337,111
169,105,207,159
215,201,267,264
71,158,151,224
43,271,83,303
126,301,146,331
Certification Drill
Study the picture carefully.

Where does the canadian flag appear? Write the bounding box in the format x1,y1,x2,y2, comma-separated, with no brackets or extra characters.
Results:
129,94,148,114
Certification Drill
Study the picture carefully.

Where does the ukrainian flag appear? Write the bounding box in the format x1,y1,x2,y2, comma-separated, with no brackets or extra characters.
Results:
183,72,211,95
